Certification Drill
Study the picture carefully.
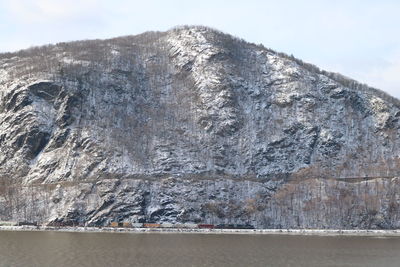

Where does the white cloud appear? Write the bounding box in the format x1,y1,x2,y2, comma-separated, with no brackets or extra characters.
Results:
357,51,400,99
6,0,101,23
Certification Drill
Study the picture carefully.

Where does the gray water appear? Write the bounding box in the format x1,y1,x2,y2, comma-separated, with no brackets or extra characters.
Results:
1,231,400,267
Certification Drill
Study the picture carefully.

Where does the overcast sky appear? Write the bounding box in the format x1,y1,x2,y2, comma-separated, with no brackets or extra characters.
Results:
0,0,399,98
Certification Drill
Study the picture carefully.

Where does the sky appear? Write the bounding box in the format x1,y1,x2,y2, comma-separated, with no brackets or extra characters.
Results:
0,0,399,98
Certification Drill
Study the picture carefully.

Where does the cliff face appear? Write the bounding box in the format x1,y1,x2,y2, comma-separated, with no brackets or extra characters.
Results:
1,26,400,228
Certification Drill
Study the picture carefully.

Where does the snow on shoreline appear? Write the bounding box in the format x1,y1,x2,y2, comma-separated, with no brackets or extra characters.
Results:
1,226,400,236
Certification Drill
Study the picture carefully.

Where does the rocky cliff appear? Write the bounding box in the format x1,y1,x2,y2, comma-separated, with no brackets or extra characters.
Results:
1,26,400,228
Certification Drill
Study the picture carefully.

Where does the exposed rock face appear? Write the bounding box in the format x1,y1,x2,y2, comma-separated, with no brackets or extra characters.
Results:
1,26,400,228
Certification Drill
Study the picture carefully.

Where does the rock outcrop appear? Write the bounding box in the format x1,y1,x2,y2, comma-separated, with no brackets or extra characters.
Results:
1,26,400,228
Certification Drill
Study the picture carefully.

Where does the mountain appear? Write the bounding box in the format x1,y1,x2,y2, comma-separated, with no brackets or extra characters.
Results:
1,26,400,228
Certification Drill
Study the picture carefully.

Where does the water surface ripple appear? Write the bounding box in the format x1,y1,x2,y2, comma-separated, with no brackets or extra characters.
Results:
1,231,400,267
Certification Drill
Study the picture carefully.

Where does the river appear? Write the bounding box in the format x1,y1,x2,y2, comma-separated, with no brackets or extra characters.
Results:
1,231,400,266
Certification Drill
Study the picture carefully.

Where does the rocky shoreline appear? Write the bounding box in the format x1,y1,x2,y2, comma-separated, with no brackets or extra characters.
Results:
1,226,400,236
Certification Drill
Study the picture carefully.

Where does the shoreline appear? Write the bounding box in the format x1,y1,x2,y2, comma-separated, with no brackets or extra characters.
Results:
1,226,400,236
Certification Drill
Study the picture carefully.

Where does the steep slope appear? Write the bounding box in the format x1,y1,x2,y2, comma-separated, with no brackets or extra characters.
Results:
1,26,400,228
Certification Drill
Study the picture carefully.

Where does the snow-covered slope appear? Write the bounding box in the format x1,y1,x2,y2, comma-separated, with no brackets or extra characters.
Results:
1,26,400,228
